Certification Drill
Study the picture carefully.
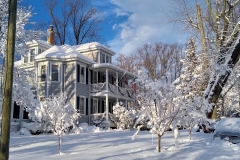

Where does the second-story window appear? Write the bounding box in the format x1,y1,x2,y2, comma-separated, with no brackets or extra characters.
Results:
41,65,46,81
30,49,35,62
106,55,111,63
92,71,98,84
100,52,105,63
51,64,59,81
77,64,86,83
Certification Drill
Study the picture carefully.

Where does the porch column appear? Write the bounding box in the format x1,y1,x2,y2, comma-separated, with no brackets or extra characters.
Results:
106,94,109,120
46,62,50,97
116,72,118,94
106,69,109,92
88,69,91,125
116,98,119,105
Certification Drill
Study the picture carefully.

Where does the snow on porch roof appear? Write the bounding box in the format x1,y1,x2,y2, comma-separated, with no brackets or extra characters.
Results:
35,45,95,63
90,63,136,77
74,42,116,55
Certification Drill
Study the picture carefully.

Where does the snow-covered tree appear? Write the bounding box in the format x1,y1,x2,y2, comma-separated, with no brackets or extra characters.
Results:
0,0,46,57
134,69,183,152
33,93,79,154
112,102,137,129
0,66,39,119
0,1,45,118
174,38,210,138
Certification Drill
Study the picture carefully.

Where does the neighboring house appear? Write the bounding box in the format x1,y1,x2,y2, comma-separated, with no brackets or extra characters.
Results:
13,31,136,125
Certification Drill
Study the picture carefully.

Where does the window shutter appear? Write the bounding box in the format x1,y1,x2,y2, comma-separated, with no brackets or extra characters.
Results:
86,98,88,115
86,68,88,84
77,96,80,111
90,70,93,84
98,72,100,83
77,64,80,82
91,99,93,114
102,101,104,113
98,100,100,113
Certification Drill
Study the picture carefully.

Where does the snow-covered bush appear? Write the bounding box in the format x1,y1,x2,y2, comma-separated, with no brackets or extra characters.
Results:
113,102,137,129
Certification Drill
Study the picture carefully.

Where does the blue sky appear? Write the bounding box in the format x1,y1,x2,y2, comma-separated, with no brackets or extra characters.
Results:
22,0,190,55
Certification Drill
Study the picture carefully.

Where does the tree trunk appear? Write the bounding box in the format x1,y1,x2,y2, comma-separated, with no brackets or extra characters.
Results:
157,134,161,152
205,39,240,119
188,128,192,140
196,4,207,51
0,0,17,159
58,136,61,154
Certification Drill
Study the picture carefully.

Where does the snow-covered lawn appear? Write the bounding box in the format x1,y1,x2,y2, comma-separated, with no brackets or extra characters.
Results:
9,129,240,160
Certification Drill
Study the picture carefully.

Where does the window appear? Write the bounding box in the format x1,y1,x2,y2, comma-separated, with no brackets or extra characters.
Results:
77,96,85,114
106,55,110,63
77,64,86,83
23,56,28,63
13,102,20,119
101,52,105,63
80,67,85,83
92,99,98,113
100,52,111,63
38,48,45,54
51,64,59,81
23,108,29,119
30,49,35,62
41,65,46,81
93,71,98,84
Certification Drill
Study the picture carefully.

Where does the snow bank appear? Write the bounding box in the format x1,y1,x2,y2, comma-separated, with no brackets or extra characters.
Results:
21,122,42,133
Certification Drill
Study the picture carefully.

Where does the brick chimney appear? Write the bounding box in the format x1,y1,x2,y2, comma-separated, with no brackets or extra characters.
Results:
47,25,55,45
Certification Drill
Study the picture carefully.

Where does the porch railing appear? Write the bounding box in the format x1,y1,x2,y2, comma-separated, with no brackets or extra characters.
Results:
91,83,135,98
91,83,106,93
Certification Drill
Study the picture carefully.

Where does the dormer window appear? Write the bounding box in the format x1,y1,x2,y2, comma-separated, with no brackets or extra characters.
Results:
23,56,28,63
38,48,45,54
30,49,35,62
23,48,35,63
100,52,111,63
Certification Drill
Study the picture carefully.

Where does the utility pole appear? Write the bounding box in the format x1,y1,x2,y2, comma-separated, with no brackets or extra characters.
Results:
0,0,17,159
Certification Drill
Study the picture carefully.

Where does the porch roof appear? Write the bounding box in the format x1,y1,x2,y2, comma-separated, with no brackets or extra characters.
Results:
90,63,136,78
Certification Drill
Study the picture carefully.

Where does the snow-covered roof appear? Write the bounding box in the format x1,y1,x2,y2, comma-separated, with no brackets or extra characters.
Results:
35,45,95,63
90,63,135,77
14,60,21,66
75,42,115,55
26,40,52,48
